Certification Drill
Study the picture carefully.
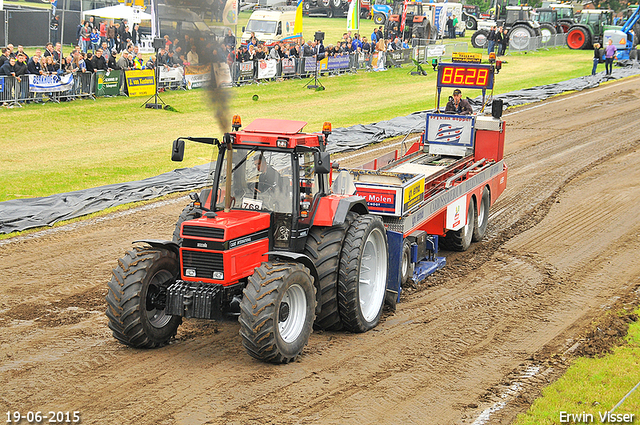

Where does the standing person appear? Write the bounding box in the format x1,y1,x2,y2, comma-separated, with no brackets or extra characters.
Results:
90,28,101,53
80,21,91,53
99,20,107,45
500,27,509,56
592,43,602,75
131,24,141,47
107,21,117,51
50,15,60,44
452,15,458,39
494,27,503,56
446,15,454,39
375,37,386,71
487,26,496,55
604,39,617,76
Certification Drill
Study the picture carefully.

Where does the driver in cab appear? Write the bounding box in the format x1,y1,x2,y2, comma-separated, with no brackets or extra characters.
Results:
253,154,281,193
445,89,473,115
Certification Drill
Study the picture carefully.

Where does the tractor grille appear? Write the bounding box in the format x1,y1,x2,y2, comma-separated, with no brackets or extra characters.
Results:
183,225,224,240
182,250,224,279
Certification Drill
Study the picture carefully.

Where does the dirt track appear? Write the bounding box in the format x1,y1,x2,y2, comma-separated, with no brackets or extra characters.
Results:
2,77,640,425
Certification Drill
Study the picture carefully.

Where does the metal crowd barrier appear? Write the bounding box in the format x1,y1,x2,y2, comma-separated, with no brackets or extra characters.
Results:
0,72,96,106
508,33,567,54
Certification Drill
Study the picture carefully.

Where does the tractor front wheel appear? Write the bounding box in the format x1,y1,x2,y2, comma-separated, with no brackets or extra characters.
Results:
172,204,202,244
338,215,388,333
239,262,316,363
106,246,182,348
373,13,386,25
471,30,489,49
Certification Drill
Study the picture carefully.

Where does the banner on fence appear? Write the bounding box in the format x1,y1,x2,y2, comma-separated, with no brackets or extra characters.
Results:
159,66,184,84
282,58,296,75
28,74,74,93
304,57,316,73
0,77,4,93
95,70,121,96
257,59,277,79
125,69,156,97
185,64,211,89
326,55,350,70
387,49,412,65
239,61,254,80
427,45,447,57
413,46,426,62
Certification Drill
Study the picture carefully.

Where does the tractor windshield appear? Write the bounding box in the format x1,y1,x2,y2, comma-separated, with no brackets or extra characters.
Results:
214,147,293,214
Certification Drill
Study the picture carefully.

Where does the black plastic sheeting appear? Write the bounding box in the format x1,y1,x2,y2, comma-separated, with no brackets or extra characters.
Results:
2,64,640,234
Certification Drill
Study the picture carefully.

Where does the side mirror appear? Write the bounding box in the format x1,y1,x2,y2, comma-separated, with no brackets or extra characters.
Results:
242,26,245,32
315,151,331,174
172,138,185,162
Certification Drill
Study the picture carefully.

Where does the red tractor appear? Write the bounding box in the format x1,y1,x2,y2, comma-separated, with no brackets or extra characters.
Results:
106,118,389,363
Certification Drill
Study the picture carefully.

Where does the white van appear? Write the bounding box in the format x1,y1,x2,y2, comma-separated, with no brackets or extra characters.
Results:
241,10,302,47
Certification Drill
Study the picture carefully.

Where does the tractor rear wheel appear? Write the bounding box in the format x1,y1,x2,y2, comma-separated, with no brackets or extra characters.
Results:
172,204,201,244
472,187,490,242
303,214,356,330
440,199,475,252
509,25,535,50
466,17,477,30
471,30,489,49
566,27,590,50
373,13,386,25
338,215,388,333
239,262,316,363
106,246,182,348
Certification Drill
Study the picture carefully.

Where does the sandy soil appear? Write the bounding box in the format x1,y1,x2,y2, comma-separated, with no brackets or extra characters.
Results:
1,76,640,425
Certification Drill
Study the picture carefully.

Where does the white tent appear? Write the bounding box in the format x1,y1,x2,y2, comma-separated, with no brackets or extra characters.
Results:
82,4,152,23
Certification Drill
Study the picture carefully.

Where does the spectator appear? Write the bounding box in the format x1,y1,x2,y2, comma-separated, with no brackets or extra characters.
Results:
351,33,362,52
16,45,29,62
402,38,410,49
0,47,10,67
446,15,454,39
90,28,101,53
107,21,117,51
487,26,497,55
43,55,56,74
100,41,111,62
99,20,107,45
224,29,236,48
494,27,503,55
122,26,133,51
93,48,108,71
0,56,17,76
145,55,155,70
289,43,300,58
50,15,60,44
84,52,95,73
165,50,181,67
131,24,141,47
255,44,266,60
157,47,168,65
500,28,509,56
76,20,85,47
604,39,617,76
54,43,63,65
15,53,28,77
187,45,200,65
375,37,386,71
87,16,95,31
27,54,43,75
117,51,130,70
80,21,91,52
452,15,458,38
371,28,378,45
362,37,372,54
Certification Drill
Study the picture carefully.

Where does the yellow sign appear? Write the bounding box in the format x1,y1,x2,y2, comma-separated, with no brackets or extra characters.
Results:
403,179,424,212
125,69,156,97
452,52,483,64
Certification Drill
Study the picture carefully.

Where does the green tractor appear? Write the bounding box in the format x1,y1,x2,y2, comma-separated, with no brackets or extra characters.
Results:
566,9,613,50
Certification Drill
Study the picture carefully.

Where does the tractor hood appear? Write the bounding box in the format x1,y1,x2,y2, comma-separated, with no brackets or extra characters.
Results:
182,210,271,246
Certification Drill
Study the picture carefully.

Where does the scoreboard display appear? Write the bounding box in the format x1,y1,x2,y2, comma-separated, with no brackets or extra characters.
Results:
436,63,494,91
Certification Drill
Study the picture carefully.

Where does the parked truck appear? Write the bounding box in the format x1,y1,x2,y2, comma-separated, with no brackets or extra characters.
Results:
106,62,508,364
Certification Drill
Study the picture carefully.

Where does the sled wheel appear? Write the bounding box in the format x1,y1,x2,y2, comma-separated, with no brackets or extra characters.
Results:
440,199,475,252
472,187,490,242
338,215,388,333
106,246,182,348
401,239,414,286
239,262,316,363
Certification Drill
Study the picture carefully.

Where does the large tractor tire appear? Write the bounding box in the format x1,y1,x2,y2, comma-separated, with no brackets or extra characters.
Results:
172,204,202,244
239,262,316,363
401,239,414,286
106,246,182,348
566,26,590,50
303,214,356,330
509,25,535,50
440,199,475,252
539,23,557,45
373,13,386,25
338,215,388,333
326,8,334,18
472,187,490,242
471,29,489,49
331,0,340,7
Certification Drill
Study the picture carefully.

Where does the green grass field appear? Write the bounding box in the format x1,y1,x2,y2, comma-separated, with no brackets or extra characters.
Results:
514,308,640,425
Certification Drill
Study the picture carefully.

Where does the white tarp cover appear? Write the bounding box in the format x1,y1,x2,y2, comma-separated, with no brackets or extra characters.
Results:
82,4,151,22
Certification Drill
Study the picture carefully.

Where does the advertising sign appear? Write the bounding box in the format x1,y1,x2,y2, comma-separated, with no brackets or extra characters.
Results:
184,64,211,89
426,113,475,157
159,66,184,84
356,187,399,215
446,195,467,231
257,59,277,79
95,70,121,96
282,58,296,75
125,69,155,97
239,61,254,80
327,55,350,70
0,77,4,93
